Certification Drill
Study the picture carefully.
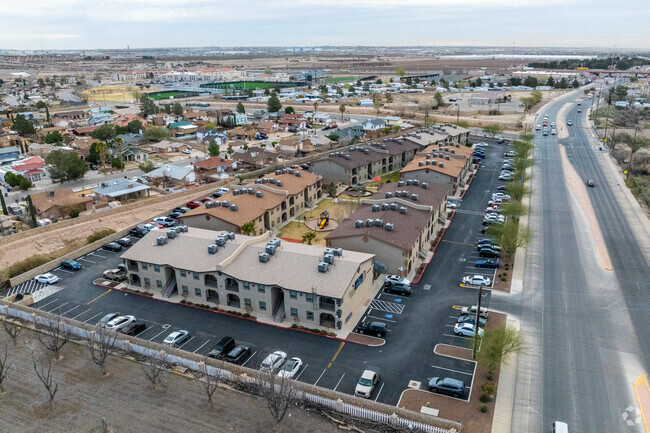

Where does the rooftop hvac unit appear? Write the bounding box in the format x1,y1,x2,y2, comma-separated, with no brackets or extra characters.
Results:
445,155,450,160
374,219,383,227
426,154,431,159
333,247,343,257
294,171,301,177
453,125,457,129
228,232,235,240
255,179,262,184
456,144,460,148
269,238,281,247
221,200,229,206
318,262,329,273
172,226,181,234
422,182,429,189
179,225,188,232
230,204,238,211
205,202,213,208
390,203,398,210
451,149,455,154
419,161,424,166
256,190,264,198
385,223,394,231
411,194,419,201
288,168,294,174
399,206,408,214
232,189,240,196
365,218,374,227
355,219,364,228
372,204,380,212
275,169,282,175
208,244,218,254
385,192,393,198
262,178,269,184
325,248,334,255
381,203,388,211
156,236,167,246
215,237,226,246
266,244,276,255
269,178,276,184
416,135,421,139
213,201,221,207
444,147,449,152
324,253,334,264
426,160,431,165
439,162,444,168
248,188,255,194
259,252,270,263
397,181,404,187
413,180,419,186
276,180,283,187
381,145,386,149
432,160,437,166
329,153,335,157
363,148,369,154
394,191,401,197
344,155,351,160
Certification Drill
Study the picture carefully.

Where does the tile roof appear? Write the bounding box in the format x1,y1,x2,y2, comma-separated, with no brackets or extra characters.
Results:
400,144,472,179
30,188,92,214
192,157,234,170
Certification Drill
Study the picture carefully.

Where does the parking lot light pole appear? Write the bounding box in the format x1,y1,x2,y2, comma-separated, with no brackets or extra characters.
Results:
472,283,484,360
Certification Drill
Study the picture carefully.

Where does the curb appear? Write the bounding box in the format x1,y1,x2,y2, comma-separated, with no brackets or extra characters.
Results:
491,317,520,433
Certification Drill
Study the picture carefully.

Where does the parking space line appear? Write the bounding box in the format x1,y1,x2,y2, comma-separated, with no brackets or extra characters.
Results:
430,365,475,376
314,368,327,386
77,257,96,264
365,314,397,323
61,305,80,316
241,351,257,367
148,329,168,342
443,333,469,339
374,382,385,402
37,298,60,310
333,373,346,391
178,336,195,349
135,326,154,337
46,301,68,313
295,364,308,380
56,269,74,274
85,311,104,324
90,252,107,259
192,339,211,354
87,289,111,304
369,299,405,314
71,308,92,320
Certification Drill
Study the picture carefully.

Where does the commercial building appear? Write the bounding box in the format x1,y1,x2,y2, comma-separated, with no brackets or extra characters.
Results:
120,227,375,329
179,169,322,235
400,143,473,195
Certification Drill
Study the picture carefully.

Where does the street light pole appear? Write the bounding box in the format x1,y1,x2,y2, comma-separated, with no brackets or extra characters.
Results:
472,283,484,360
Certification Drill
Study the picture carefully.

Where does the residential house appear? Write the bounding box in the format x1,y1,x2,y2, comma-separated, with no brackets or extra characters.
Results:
311,139,419,186
70,137,95,160
0,147,21,165
113,113,147,128
116,143,149,162
196,128,226,144
146,164,196,187
28,143,55,158
192,157,237,179
120,227,375,329
277,114,307,131
11,156,48,182
362,118,386,131
334,127,364,144
169,121,198,137
149,140,189,154
35,126,67,142
227,126,252,140
73,126,101,137
88,112,114,126
400,143,473,194
223,113,249,127
92,178,150,202
326,181,448,276
179,170,322,235
51,110,87,121
30,188,93,219
184,111,208,122
233,147,278,169
150,113,176,126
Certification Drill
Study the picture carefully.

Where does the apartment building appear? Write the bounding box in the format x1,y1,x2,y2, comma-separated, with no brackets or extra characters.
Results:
120,228,375,330
400,143,473,195
179,169,322,235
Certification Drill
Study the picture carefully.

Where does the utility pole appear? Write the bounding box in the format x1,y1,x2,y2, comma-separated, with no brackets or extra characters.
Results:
472,283,484,360
456,103,460,124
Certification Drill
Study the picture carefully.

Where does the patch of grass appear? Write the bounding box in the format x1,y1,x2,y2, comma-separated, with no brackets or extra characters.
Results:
625,175,650,207
147,91,197,100
325,76,359,84
86,229,116,244
380,171,402,184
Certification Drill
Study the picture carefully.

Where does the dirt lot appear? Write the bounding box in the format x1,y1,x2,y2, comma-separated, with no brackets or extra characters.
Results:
0,326,341,433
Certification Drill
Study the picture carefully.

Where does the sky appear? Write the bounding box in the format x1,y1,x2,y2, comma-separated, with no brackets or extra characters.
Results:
0,0,648,51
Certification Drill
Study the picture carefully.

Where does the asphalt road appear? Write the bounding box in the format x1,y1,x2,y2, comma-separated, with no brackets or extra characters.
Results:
499,87,650,433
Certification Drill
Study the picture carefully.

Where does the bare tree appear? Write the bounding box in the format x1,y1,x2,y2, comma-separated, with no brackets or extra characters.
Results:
32,351,59,406
0,342,11,392
2,318,23,346
37,317,71,360
85,325,117,376
198,357,224,404
254,368,298,424
140,351,168,390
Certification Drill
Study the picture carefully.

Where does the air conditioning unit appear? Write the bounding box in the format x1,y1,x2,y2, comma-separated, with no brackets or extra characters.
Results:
365,218,374,227
269,178,276,184
215,237,226,246
355,220,364,228
228,232,235,240
399,207,407,214
213,201,221,207
156,236,167,246
221,200,229,207
167,230,176,239
259,252,270,263
256,191,264,198
385,192,393,198
439,162,444,167
406,180,413,186
332,248,343,257
266,244,276,255
372,204,380,212
318,262,329,273
276,180,283,187
205,202,213,208
208,244,218,254
419,161,424,166
413,180,419,186
397,181,404,187
381,203,388,211
233,189,240,196
422,182,429,189
445,155,450,160
390,203,398,210
374,219,383,227
411,194,419,201
385,223,394,231
324,253,334,264
247,188,255,194
179,225,188,232
230,204,238,211
268,238,281,247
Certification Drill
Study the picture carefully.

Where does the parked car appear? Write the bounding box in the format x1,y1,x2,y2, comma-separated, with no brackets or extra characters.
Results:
504,151,516,157
499,173,512,181
173,207,187,214
129,227,148,238
34,273,60,284
163,330,190,347
586,180,595,187
356,321,387,338
60,259,82,271
116,237,133,247
225,344,251,365
497,137,506,143
551,128,557,135
382,281,411,296
461,305,489,318
330,124,338,129
454,322,484,337
447,201,459,209
259,351,287,372
385,275,410,286
186,201,202,209
218,187,230,194
168,212,183,219
475,259,500,269
428,377,466,398
477,241,500,251
103,267,127,282
277,357,303,378
120,320,146,336
457,315,487,327
182,149,191,155
105,315,136,331
102,242,123,252
462,275,491,286
495,185,507,192
153,217,175,227
479,248,500,258
97,312,121,328
322,125,331,131
354,369,379,398
200,197,212,203
492,193,511,201
208,336,236,359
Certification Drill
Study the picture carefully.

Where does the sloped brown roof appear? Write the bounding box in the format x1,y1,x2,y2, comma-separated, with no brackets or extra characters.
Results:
192,157,234,170
30,189,92,214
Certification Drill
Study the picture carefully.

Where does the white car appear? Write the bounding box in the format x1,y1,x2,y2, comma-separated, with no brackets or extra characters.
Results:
182,149,191,155
551,129,557,135
498,174,512,181
34,273,60,284
218,187,230,194
385,275,411,286
492,193,511,201
163,330,190,347
105,315,136,331
454,323,484,337
462,275,491,286
260,350,287,372
277,357,302,378
447,201,459,209
461,305,489,318
354,369,379,398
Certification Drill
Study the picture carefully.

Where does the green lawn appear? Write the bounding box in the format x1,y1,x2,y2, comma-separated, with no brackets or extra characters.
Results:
381,171,402,183
148,91,196,100
325,76,359,84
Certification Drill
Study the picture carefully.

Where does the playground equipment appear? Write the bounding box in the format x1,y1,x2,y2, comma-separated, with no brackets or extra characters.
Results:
319,211,329,229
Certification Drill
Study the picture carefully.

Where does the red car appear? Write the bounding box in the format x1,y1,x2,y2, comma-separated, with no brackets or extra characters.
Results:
186,201,202,209
200,197,212,203
330,124,338,129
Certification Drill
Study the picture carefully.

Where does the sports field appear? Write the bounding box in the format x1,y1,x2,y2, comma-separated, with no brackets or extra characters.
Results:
147,90,197,100
325,76,359,84
81,85,136,103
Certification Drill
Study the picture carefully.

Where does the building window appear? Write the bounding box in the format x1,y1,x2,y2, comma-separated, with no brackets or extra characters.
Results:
306,311,314,321
305,293,313,303
259,301,267,311
290,308,298,317
180,270,187,278
193,272,200,280
182,285,188,294
156,280,162,288
243,281,250,290
258,285,265,293
245,298,251,307
144,277,150,286
142,263,148,270
154,264,160,272
195,288,201,296
345,312,353,323
289,290,297,299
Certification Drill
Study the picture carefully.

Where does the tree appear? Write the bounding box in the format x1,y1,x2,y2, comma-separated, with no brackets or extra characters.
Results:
505,182,530,202
476,326,527,374
140,352,168,390
35,100,47,110
241,221,256,236
90,124,117,142
500,200,528,221
207,141,220,158
139,94,159,116
302,231,316,245
396,67,405,77
44,131,64,145
405,77,412,86
382,127,391,135
267,93,282,113
0,191,7,217
236,101,245,114
339,104,346,120
284,106,294,114
131,89,141,102
26,195,37,227
198,357,224,404
264,88,270,96
617,135,650,170
572,79,580,88
111,158,124,170
11,114,35,136
328,182,337,198
312,101,319,119
0,343,10,392
37,317,71,360
126,119,143,134
482,124,503,138
85,325,117,376
500,221,532,258
520,97,536,112
138,159,155,173
523,76,538,88
46,150,89,182
143,126,168,143
226,145,234,156
434,91,444,108
163,103,172,114
385,93,393,103
3,319,23,345
376,78,383,84
32,351,59,406
546,76,555,87
559,78,568,89
254,368,297,424
172,102,183,116
264,65,272,74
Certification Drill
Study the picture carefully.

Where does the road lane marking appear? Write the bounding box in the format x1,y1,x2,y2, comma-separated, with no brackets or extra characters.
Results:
314,368,327,386
71,308,92,320
56,269,74,274
327,342,345,369
77,257,96,264
192,339,211,354
87,289,111,304
430,365,475,376
90,252,107,259
241,350,257,367
366,314,397,323
374,382,385,401
333,373,346,391
135,326,154,337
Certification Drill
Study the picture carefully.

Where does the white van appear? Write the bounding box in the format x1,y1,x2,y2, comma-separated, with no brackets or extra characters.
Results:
552,421,569,433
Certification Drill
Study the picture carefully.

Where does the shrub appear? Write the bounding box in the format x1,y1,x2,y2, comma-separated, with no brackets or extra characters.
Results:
480,403,488,413
69,209,80,218
483,383,495,394
3,254,49,281
243,313,250,318
291,324,298,328
486,371,494,381
86,229,116,244
480,393,492,403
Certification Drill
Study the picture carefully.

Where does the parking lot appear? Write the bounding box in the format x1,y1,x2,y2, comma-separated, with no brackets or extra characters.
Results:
7,139,511,407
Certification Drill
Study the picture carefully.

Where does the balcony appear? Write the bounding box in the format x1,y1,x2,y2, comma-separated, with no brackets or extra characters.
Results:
319,299,336,312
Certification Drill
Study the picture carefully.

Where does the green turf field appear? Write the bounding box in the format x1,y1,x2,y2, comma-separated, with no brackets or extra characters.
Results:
325,76,359,84
147,91,197,100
